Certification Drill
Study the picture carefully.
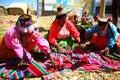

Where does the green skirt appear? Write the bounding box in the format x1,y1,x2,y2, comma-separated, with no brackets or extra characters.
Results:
44,32,75,52
51,37,75,52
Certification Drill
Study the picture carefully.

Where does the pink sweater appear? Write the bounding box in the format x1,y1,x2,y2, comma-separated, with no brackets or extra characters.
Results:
3,26,51,63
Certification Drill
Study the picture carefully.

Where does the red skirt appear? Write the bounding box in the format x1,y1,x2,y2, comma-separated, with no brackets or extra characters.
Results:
0,37,16,60
91,33,109,49
0,37,36,62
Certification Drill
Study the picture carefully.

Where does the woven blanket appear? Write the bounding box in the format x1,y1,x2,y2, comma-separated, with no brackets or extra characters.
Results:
0,48,120,79
0,58,48,79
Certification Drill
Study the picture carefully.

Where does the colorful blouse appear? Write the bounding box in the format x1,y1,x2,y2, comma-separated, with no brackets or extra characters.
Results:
4,25,51,63
86,22,119,48
48,20,80,46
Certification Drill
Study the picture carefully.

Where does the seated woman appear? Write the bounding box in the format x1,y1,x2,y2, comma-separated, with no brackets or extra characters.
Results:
0,14,55,78
85,17,120,57
68,11,80,28
81,9,93,25
48,7,81,53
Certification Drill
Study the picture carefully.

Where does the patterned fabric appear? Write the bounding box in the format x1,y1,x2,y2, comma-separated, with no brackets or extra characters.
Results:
0,48,120,79
0,59,48,79
42,50,120,79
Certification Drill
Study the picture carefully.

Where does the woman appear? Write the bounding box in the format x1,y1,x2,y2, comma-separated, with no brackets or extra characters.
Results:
81,9,93,25
68,11,80,28
48,7,80,53
0,14,55,65
85,17,120,56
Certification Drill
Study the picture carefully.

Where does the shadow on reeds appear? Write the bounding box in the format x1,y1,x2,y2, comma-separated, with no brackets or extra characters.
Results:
39,27,48,32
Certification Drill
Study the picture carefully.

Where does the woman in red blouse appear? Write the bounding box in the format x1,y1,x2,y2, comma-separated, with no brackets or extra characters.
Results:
48,7,80,53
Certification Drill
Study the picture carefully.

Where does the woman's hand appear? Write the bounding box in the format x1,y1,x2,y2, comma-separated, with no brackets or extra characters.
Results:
100,47,109,54
49,53,56,67
76,37,81,44
18,60,29,67
56,44,65,54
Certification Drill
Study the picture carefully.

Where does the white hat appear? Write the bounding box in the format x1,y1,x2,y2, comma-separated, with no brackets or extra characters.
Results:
56,7,67,16
98,17,108,22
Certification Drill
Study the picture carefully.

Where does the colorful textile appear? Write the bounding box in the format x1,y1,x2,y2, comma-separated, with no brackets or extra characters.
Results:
0,48,120,79
42,50,120,79
0,59,48,79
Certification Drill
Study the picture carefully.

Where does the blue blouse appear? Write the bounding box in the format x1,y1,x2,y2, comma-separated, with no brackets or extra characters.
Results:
86,22,119,48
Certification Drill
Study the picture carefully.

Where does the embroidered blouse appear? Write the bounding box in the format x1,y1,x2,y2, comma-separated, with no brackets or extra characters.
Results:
48,20,80,46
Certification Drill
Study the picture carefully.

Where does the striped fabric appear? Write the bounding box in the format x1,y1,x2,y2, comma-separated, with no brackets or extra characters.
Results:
0,48,120,79
0,59,48,79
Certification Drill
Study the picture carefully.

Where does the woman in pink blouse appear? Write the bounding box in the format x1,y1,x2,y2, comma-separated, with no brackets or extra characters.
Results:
48,7,81,53
0,14,55,66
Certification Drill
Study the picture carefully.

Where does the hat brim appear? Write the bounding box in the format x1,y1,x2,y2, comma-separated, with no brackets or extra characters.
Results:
56,11,67,16
98,17,108,22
